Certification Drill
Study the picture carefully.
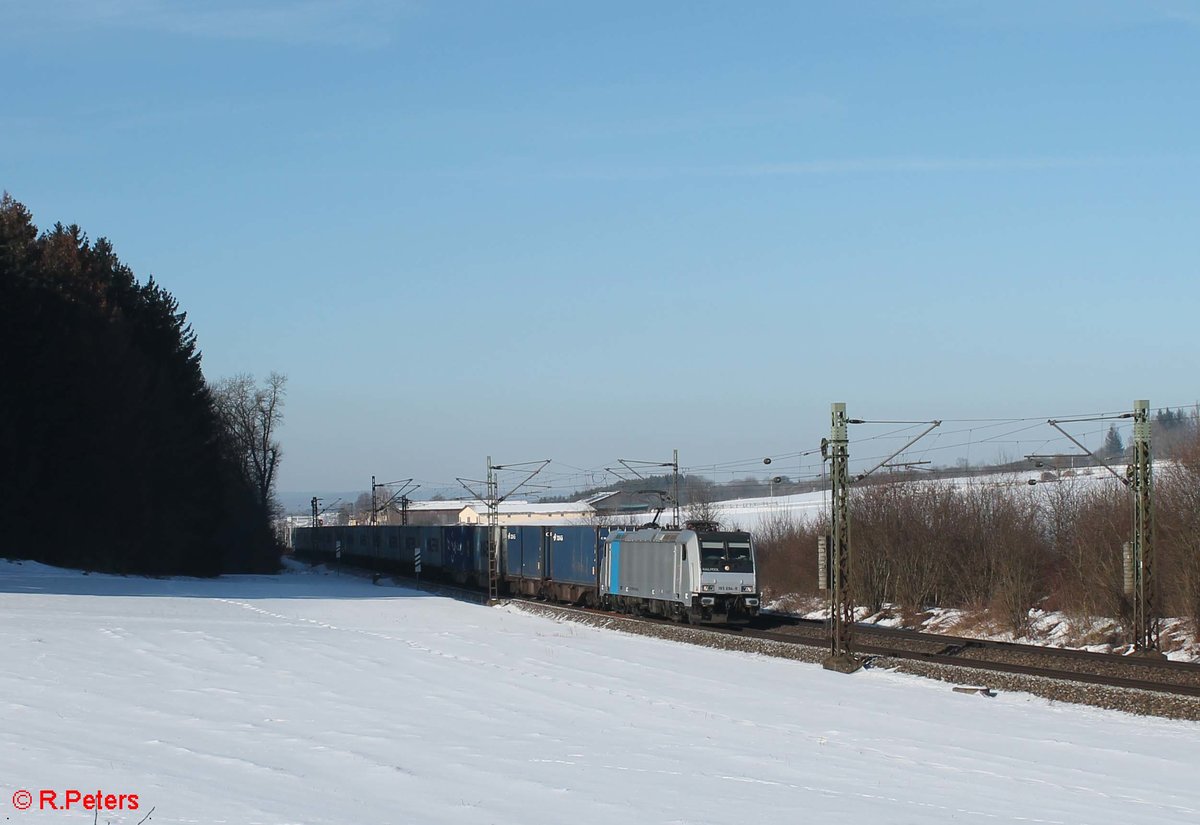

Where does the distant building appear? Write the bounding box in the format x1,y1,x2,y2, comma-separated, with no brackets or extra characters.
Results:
277,512,344,550
385,499,596,526
584,489,673,517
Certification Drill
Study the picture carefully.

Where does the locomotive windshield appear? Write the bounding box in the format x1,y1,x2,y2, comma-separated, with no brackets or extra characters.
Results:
698,533,754,573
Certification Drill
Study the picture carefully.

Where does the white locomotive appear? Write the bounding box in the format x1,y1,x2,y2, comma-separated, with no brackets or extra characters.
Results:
599,526,759,624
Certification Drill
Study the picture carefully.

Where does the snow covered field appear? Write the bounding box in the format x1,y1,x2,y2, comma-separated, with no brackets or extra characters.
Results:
2,560,1199,825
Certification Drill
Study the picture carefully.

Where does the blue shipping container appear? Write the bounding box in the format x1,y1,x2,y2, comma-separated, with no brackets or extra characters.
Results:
442,525,475,574
546,526,601,586
504,527,524,577
517,526,544,579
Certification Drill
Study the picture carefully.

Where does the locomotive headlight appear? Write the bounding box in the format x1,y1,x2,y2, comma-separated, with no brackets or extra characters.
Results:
701,584,714,592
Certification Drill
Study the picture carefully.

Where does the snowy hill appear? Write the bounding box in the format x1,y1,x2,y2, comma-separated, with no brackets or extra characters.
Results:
1,559,1198,824
619,466,1128,533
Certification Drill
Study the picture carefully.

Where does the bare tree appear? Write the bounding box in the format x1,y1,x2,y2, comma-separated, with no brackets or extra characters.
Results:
353,491,374,523
213,372,287,513
684,481,722,527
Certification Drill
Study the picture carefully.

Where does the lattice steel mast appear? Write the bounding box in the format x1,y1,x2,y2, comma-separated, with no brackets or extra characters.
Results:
486,457,499,602
821,406,940,674
458,457,550,604
1130,399,1160,653
1049,400,1159,656
825,402,856,671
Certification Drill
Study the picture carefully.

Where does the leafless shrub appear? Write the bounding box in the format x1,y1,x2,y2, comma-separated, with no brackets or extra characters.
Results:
1045,481,1128,624
981,486,1044,636
848,480,1055,636
1158,431,1200,627
761,455,1197,645
753,511,827,601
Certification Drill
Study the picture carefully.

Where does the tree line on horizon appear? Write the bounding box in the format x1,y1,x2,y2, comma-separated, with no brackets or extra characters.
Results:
0,193,283,576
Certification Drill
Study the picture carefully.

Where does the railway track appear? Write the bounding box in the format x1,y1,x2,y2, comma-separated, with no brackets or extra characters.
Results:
749,613,1200,696
504,597,1200,699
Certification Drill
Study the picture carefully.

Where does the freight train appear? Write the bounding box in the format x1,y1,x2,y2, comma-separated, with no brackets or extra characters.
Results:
291,523,760,624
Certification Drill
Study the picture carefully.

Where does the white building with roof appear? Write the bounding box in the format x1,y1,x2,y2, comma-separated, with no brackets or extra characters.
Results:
396,499,595,526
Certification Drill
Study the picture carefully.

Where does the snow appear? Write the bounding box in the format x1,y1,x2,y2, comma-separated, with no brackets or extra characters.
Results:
618,466,1130,534
767,596,1200,662
2,559,1199,824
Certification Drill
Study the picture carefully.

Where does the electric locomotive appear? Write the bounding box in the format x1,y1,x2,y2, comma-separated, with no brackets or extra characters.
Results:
599,526,760,624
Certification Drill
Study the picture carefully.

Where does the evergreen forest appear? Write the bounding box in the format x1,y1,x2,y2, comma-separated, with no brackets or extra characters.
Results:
1,193,281,575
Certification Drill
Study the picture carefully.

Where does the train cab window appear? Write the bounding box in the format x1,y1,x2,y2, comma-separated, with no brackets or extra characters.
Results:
727,541,754,573
681,545,687,560
700,541,725,571
700,537,755,573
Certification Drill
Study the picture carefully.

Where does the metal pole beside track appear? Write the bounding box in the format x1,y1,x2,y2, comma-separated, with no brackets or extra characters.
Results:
1131,399,1162,656
824,402,860,673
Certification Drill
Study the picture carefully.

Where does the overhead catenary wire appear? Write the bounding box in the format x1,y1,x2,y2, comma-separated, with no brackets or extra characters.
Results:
398,403,1175,503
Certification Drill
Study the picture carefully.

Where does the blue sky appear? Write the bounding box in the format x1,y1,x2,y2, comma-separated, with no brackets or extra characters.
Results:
5,1,1199,499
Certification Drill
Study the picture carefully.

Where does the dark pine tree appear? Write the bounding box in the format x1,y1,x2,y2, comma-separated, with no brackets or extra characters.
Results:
0,193,279,575
1102,424,1125,460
